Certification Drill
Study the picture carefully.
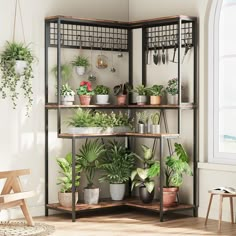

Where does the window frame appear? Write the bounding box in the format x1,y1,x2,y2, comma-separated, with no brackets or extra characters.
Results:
208,0,236,164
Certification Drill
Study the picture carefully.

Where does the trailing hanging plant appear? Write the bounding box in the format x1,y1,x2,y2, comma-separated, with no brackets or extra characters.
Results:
0,41,35,115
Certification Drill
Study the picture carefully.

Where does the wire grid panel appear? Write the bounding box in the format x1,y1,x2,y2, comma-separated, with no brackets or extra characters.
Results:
146,22,193,50
49,22,128,51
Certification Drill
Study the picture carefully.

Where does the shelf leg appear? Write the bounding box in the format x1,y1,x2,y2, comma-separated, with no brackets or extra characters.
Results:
72,137,76,222
160,137,164,222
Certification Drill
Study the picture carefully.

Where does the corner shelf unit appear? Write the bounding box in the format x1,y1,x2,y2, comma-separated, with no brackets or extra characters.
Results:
45,15,198,222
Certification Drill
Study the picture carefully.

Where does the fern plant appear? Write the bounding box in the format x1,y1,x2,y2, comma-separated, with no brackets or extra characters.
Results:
99,140,135,184
56,153,82,193
76,139,106,188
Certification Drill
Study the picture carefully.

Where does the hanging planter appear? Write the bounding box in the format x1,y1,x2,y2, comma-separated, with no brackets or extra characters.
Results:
0,41,35,115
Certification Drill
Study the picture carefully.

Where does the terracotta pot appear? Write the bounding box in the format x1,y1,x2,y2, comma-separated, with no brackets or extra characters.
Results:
163,187,179,207
150,96,161,105
116,95,127,105
79,95,92,105
139,186,154,203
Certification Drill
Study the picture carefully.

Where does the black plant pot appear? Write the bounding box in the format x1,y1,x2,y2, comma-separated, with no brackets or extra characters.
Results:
139,186,154,203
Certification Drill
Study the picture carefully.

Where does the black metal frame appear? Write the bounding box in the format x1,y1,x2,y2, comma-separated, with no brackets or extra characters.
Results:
45,15,198,222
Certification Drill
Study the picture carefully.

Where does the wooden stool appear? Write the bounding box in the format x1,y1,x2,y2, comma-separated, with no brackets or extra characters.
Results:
205,190,236,232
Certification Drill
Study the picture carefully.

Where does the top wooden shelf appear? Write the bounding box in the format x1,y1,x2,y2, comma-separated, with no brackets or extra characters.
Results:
45,103,196,110
45,15,197,28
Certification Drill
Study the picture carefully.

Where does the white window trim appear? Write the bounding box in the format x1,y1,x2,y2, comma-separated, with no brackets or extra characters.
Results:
208,0,236,164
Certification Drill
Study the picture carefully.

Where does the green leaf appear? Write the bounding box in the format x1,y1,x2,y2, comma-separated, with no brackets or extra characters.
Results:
131,170,137,181
174,143,189,162
145,181,155,193
137,168,148,180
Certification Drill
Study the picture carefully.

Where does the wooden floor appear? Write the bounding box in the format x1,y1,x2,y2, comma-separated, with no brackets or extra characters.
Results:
34,211,236,236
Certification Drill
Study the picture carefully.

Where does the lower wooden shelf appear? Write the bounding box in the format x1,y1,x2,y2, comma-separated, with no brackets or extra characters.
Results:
46,198,194,213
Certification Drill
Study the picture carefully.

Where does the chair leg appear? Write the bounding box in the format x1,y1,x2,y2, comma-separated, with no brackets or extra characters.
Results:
205,193,213,226
218,195,223,232
20,200,34,226
230,197,234,224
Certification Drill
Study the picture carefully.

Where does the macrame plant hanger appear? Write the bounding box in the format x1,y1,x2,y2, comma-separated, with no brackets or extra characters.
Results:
12,0,26,43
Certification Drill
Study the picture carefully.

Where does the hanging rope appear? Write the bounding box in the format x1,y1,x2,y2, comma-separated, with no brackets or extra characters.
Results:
12,0,26,43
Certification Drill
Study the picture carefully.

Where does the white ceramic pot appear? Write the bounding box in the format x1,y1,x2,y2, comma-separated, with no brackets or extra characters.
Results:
167,94,178,105
76,66,86,76
137,123,148,133
61,95,75,105
58,192,78,208
15,60,27,75
150,124,160,134
96,94,109,104
67,127,103,134
110,183,126,201
136,95,148,105
84,188,99,204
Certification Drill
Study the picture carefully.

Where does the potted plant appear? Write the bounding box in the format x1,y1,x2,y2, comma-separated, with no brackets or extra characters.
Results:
72,55,89,76
76,139,106,204
60,83,75,105
166,78,178,105
133,85,149,105
150,112,161,134
77,80,94,105
94,84,110,104
0,41,35,115
136,111,149,133
113,82,132,105
163,143,192,206
56,153,82,207
148,85,165,105
99,140,135,200
51,63,73,83
131,144,160,203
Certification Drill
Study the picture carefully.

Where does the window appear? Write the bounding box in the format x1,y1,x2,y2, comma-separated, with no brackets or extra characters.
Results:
209,0,236,164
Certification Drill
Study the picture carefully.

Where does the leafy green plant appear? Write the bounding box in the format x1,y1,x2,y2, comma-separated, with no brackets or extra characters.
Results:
148,85,165,96
56,153,82,193
76,139,106,188
150,112,160,125
72,55,89,67
94,85,110,95
99,140,135,184
136,111,149,124
77,80,94,95
67,109,133,129
133,85,149,96
60,83,75,97
0,41,35,115
165,143,192,187
131,145,160,193
113,82,132,96
52,63,72,83
166,78,178,95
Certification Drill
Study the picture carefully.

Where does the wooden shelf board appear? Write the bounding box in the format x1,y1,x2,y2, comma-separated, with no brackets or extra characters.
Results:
58,132,179,139
46,198,194,213
45,103,196,110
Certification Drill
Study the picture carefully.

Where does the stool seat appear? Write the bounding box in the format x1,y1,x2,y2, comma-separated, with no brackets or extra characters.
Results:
205,190,236,232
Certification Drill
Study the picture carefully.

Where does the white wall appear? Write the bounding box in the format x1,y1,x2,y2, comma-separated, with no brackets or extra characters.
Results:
0,0,128,220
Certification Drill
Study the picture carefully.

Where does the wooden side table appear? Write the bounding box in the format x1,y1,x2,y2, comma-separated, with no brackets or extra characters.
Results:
205,190,236,232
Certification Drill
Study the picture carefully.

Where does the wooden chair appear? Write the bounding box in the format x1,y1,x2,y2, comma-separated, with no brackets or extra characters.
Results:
0,169,35,226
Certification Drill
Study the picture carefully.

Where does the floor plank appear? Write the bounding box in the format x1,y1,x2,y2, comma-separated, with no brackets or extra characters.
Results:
33,211,236,236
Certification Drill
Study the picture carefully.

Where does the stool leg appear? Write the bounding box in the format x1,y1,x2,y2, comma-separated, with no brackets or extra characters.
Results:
205,193,213,226
218,195,223,232
230,197,234,224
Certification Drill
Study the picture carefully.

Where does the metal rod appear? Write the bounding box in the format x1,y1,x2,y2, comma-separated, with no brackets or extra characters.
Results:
142,27,147,86
177,19,182,135
72,137,76,222
44,21,50,217
160,136,164,222
57,19,62,134
128,28,133,104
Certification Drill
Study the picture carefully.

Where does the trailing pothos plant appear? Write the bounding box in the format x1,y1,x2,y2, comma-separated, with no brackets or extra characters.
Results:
0,41,35,115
